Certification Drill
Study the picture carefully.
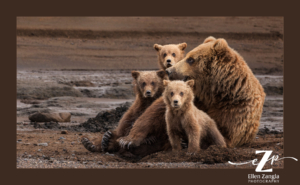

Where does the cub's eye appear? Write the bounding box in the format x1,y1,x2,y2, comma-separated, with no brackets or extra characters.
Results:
142,82,146,87
171,92,174,97
172,53,176,57
151,82,155,86
180,92,184,96
187,57,195,65
163,53,167,58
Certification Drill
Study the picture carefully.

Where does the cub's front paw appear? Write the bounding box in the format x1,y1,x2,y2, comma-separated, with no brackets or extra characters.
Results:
81,136,96,152
117,136,141,149
101,130,112,152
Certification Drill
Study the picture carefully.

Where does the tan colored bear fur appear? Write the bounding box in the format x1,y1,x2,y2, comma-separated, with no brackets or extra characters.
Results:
116,37,265,153
81,70,167,153
163,80,226,153
154,43,187,70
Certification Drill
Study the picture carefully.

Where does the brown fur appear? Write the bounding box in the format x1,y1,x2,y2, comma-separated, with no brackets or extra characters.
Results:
116,37,265,156
167,37,266,147
116,70,167,138
154,43,187,70
81,70,168,154
163,80,226,153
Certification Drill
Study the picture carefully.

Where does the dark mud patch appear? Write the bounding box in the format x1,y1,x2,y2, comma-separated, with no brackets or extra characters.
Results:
76,102,131,132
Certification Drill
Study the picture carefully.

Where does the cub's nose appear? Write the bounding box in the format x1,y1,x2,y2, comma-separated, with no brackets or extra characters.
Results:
146,90,151,96
174,100,178,104
167,59,171,64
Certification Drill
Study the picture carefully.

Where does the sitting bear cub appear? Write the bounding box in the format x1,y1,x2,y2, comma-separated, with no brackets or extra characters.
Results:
81,70,167,153
163,80,226,153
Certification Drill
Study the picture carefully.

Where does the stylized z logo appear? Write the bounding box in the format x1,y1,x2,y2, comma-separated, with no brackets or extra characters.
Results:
228,150,298,172
255,150,273,172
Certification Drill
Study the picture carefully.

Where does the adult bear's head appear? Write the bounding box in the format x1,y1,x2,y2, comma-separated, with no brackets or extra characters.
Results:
166,36,254,105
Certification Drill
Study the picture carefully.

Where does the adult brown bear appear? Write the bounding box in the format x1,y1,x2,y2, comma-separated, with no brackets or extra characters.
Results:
117,36,265,152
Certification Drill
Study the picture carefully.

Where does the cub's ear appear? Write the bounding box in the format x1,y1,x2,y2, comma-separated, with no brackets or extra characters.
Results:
186,80,194,89
212,38,228,55
163,80,170,87
203,36,216,43
178,42,187,50
153,44,163,51
131,71,140,79
156,70,167,80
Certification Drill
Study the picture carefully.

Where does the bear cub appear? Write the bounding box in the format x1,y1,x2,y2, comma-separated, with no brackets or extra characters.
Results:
154,43,187,70
115,70,168,138
81,70,167,153
163,80,226,153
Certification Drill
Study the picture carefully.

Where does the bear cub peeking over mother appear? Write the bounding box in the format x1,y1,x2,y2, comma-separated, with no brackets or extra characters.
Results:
163,80,226,153
154,43,187,70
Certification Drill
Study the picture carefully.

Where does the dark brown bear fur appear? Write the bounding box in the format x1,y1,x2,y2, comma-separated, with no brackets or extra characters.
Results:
166,37,266,147
81,70,167,154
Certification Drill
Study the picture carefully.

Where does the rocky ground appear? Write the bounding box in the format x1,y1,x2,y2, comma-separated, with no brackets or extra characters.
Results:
16,17,283,169
16,70,283,169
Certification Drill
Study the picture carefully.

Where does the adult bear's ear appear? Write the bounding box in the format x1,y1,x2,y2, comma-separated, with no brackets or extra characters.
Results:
203,36,216,43
178,42,187,50
156,70,167,80
212,38,228,55
131,71,140,79
186,80,194,89
163,80,170,87
153,44,162,51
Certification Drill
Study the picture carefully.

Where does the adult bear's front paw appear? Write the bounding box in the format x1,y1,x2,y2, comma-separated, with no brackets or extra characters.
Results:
117,136,141,149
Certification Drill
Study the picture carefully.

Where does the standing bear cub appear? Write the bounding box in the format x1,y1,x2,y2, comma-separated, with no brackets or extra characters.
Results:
163,80,226,153
81,70,167,153
154,43,187,70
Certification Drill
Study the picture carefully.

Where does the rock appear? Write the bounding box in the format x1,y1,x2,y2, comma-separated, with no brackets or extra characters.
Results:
29,112,71,122
38,143,48,146
61,130,68,134
18,139,22,142
58,137,66,140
